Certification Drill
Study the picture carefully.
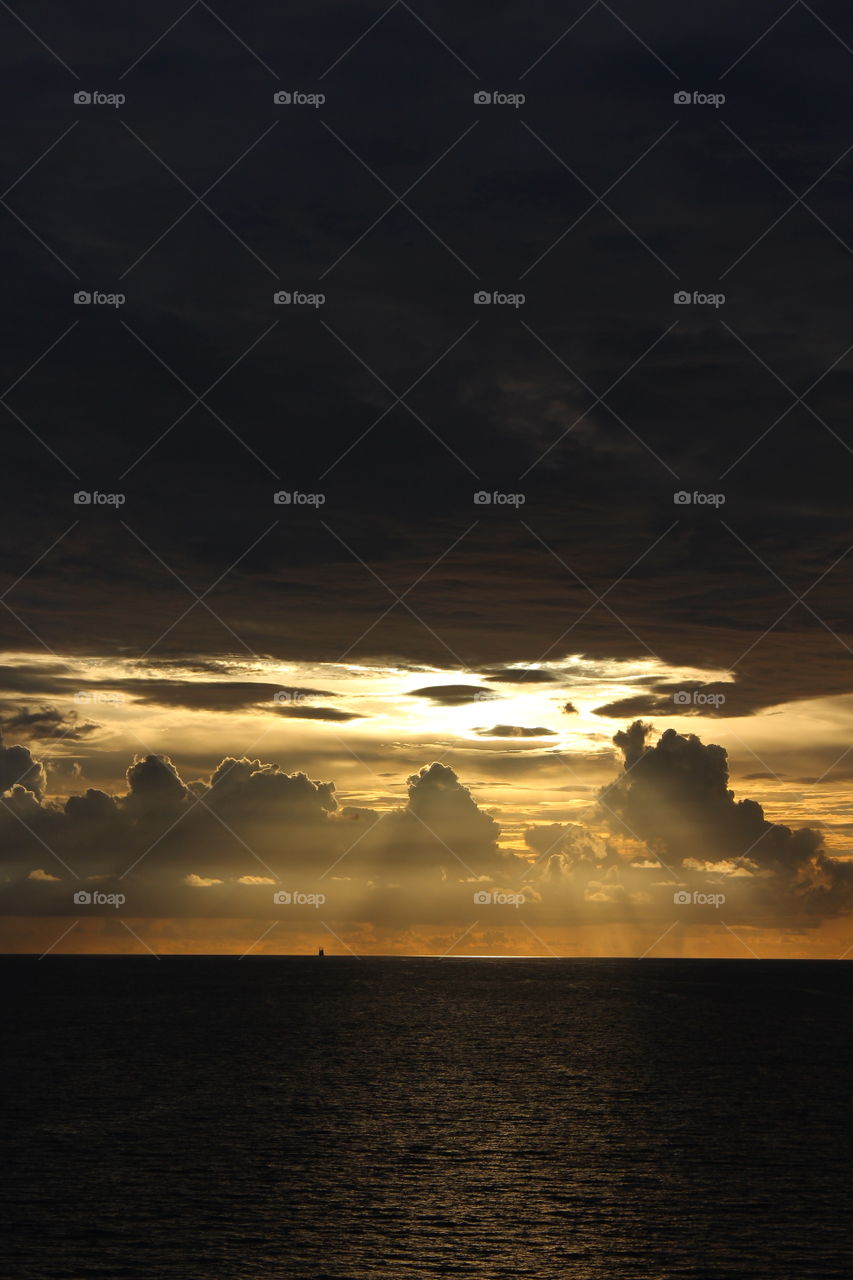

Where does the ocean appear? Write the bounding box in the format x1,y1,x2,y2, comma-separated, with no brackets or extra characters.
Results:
3,957,850,1279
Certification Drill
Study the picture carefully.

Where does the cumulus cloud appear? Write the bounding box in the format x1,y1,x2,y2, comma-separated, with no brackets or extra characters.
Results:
599,722,853,917
1,725,851,928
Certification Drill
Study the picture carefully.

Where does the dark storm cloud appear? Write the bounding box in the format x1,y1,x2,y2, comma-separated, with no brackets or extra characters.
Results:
407,685,496,705
480,668,558,684
474,724,557,738
272,705,362,721
3,0,853,855
121,680,337,711
0,705,99,740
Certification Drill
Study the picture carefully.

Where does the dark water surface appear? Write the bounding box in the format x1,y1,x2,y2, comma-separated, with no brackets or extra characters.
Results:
3,957,851,1279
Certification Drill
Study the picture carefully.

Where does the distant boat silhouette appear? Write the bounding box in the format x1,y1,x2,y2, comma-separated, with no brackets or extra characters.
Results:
318,947,324,957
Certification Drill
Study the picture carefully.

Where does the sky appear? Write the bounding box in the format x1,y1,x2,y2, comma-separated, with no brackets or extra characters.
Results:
2,0,853,956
